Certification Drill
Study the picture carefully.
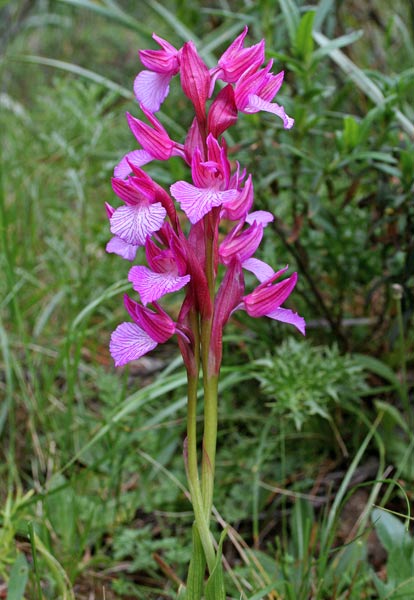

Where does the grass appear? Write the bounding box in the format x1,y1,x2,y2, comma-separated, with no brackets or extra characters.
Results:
0,0,413,598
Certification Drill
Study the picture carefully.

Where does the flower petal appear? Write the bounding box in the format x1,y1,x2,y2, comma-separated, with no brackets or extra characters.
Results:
110,322,158,366
106,236,139,261
219,221,264,265
110,202,166,245
128,266,190,305
170,181,238,224
134,71,172,112
246,210,274,226
242,257,274,282
245,94,294,129
114,150,154,178
266,307,306,335
244,272,297,317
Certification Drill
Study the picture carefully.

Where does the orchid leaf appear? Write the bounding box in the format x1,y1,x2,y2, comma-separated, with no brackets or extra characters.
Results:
186,524,206,600
6,554,29,600
205,529,227,600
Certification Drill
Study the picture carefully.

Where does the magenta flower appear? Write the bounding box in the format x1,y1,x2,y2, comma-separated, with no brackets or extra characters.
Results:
210,26,265,90
234,61,294,129
126,107,185,162
219,211,273,267
110,295,177,367
108,30,303,368
110,176,166,246
105,202,139,261
128,235,190,305
114,149,154,179
180,41,210,125
170,134,241,224
242,266,306,334
134,34,180,112
220,172,253,221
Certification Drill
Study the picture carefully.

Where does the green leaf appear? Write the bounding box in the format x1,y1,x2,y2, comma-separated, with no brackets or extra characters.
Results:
293,11,315,61
372,508,412,553
176,586,187,600
186,524,206,600
57,0,153,38
205,529,227,600
313,30,364,60
314,0,335,31
342,115,361,150
372,509,414,595
354,354,403,397
291,499,314,560
374,400,409,433
6,554,29,600
278,0,300,46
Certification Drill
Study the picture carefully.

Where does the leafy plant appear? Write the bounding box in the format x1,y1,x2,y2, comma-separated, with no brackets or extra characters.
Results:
253,337,367,429
371,508,414,598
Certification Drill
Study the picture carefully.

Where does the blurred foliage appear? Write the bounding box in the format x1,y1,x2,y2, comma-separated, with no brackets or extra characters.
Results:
253,337,367,429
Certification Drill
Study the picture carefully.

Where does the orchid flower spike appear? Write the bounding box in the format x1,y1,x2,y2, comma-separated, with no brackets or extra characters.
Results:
107,28,304,371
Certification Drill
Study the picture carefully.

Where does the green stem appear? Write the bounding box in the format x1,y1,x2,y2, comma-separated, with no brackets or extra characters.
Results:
201,371,218,521
395,292,411,428
185,310,216,574
186,373,216,572
200,212,219,523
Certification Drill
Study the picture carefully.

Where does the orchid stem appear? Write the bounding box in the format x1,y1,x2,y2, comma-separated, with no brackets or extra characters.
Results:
186,372,216,573
185,310,216,574
200,212,219,523
201,369,218,522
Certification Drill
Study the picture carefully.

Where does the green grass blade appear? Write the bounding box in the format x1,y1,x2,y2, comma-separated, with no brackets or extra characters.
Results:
70,280,130,332
278,0,300,46
313,31,414,137
320,412,383,551
0,318,13,438
313,0,335,31
57,0,153,39
145,0,216,66
11,55,134,99
146,0,201,44
312,30,364,60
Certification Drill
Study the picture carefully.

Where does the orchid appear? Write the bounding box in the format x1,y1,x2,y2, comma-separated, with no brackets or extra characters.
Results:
106,27,303,598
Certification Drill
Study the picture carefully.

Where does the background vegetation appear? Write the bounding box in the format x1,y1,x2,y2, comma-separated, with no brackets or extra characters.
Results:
1,0,413,598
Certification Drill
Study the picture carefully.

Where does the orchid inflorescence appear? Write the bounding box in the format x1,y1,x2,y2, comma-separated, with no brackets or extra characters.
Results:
107,27,305,374
106,27,305,594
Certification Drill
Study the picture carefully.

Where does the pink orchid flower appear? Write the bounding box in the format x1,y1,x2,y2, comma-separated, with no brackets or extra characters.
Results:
105,202,139,261
109,175,166,246
128,235,190,305
234,61,294,129
110,295,177,367
209,26,265,92
126,106,185,162
170,134,240,224
134,34,181,112
107,31,305,594
242,266,305,334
